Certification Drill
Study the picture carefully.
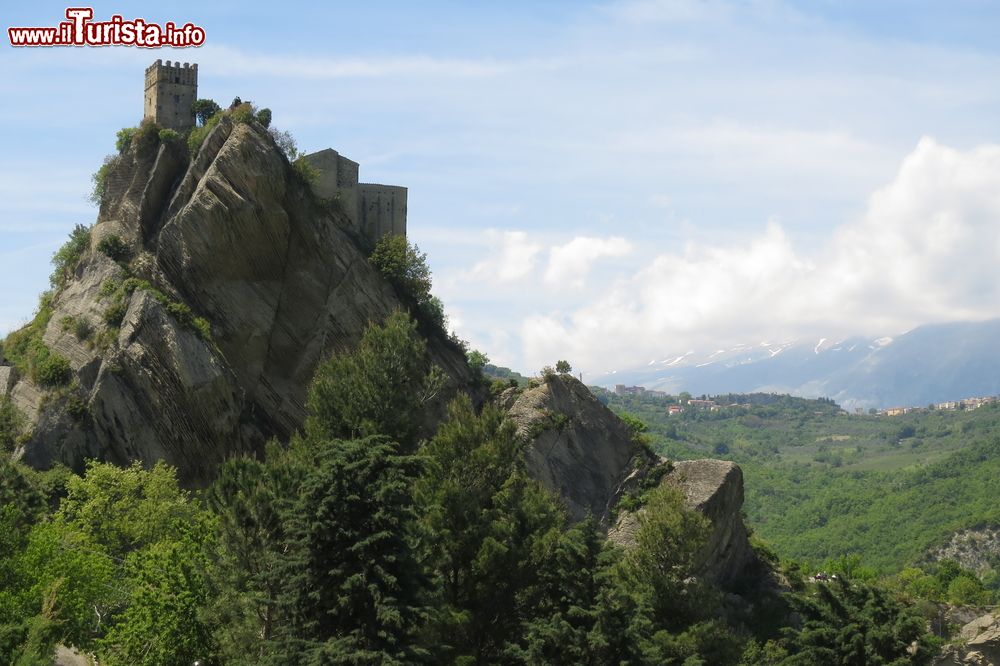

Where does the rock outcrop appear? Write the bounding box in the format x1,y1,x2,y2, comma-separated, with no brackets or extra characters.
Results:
507,374,757,586
666,460,756,584
935,613,1000,666
507,374,650,522
928,527,1000,577
609,459,757,586
3,118,475,483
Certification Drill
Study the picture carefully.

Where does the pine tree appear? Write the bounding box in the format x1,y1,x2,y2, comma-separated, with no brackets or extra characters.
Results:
781,577,936,665
306,311,444,451
509,516,606,665
415,396,567,662
205,447,305,663
266,436,428,665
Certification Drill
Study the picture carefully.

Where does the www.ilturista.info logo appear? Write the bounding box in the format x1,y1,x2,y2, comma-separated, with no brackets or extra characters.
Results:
8,8,205,47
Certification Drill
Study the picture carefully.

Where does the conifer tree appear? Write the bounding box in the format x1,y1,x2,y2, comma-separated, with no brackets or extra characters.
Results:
307,310,444,451
781,577,936,665
416,396,567,662
266,436,428,665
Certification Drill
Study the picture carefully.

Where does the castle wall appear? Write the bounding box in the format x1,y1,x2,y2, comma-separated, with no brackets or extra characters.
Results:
358,184,407,242
302,149,360,225
144,60,197,130
301,149,407,245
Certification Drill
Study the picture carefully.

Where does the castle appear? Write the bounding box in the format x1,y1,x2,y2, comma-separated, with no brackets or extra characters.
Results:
142,61,405,243
144,59,197,130
301,149,407,244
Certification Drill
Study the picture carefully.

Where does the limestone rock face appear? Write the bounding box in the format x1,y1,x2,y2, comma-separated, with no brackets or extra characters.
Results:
929,527,1000,577
508,374,644,522
935,613,1000,665
4,118,475,483
608,459,756,586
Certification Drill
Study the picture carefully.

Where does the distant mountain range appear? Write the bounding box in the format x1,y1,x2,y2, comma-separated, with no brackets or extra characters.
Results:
591,319,1000,410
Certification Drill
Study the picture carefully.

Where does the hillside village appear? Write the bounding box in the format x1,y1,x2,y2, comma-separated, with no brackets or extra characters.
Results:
611,383,999,418
880,396,998,416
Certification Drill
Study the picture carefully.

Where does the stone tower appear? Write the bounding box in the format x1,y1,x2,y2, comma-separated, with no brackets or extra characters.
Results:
144,60,197,130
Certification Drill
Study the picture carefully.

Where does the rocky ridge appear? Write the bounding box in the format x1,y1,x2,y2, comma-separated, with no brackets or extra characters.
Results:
507,373,647,523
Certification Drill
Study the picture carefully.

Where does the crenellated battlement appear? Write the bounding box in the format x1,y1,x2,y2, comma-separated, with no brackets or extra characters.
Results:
143,59,198,130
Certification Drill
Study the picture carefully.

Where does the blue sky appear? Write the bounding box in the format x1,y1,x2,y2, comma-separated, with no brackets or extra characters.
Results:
3,1,1000,378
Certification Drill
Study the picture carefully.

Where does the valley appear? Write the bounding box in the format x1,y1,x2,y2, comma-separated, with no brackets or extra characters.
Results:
597,388,1000,575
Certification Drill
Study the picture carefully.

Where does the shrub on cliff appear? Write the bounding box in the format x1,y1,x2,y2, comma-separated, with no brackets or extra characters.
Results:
49,224,90,288
158,128,180,143
0,398,23,453
115,127,137,153
368,234,449,334
187,111,223,154
33,349,71,388
369,235,432,305
89,155,119,206
96,234,130,263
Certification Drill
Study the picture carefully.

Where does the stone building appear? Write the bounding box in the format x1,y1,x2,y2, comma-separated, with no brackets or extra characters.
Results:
144,59,197,130
302,148,407,246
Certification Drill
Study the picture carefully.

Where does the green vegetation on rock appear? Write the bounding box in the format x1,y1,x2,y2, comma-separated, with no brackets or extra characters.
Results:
369,234,430,298
187,110,223,154
1,292,70,388
99,277,212,342
0,398,23,453
49,224,90,288
96,234,129,263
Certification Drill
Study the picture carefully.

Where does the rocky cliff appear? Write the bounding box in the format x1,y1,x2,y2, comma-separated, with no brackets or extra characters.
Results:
1,118,475,484
608,459,757,585
506,374,651,523
508,374,757,585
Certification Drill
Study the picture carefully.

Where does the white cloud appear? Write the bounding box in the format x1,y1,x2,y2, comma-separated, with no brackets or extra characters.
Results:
824,138,1000,328
466,230,542,283
518,138,1000,373
544,236,633,287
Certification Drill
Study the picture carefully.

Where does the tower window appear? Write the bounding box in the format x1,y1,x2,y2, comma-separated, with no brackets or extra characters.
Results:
175,76,180,83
